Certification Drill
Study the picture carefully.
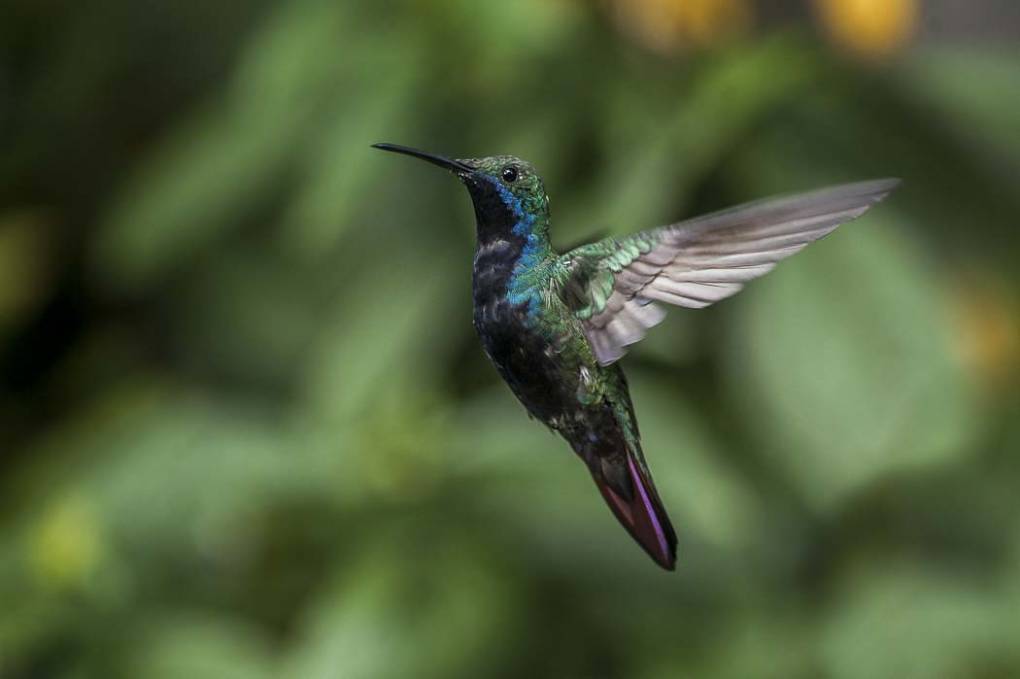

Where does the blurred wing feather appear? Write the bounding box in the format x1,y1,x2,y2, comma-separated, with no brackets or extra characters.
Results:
561,178,899,365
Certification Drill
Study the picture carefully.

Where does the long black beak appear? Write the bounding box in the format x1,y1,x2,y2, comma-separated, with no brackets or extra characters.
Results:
372,143,474,174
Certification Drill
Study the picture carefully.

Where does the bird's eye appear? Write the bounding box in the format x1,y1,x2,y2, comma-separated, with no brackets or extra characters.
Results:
501,166,518,183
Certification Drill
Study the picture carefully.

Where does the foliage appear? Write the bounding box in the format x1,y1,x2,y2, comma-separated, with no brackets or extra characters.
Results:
1,1,1018,677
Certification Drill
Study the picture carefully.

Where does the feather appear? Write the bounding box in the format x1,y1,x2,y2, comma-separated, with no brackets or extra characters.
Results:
589,449,677,570
564,178,899,365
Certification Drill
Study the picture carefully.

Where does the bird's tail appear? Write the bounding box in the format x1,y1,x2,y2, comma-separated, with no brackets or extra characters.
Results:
589,448,677,570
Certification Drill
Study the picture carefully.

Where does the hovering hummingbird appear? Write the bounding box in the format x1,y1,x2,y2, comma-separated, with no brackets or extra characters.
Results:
373,142,898,570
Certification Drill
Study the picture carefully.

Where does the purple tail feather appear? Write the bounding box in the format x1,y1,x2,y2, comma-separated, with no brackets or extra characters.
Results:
590,451,677,570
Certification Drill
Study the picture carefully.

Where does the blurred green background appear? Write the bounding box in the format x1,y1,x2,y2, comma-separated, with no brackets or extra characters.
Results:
2,0,1019,677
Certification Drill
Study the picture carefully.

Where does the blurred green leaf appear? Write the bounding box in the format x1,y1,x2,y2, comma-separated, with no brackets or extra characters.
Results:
92,0,376,290
562,36,819,239
726,217,979,510
821,564,1020,679
300,249,462,422
128,615,276,679
3,381,309,570
903,48,1020,159
92,99,302,291
284,538,518,679
174,245,323,385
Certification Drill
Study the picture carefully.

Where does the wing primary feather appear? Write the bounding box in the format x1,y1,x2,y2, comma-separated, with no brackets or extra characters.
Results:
564,178,900,366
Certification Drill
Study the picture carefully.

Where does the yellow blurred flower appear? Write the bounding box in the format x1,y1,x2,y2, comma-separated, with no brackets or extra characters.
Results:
28,493,104,590
948,278,1019,395
609,0,752,54
814,0,918,58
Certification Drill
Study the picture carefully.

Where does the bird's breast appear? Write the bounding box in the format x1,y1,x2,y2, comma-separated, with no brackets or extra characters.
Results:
472,294,574,424
472,238,587,425
472,239,520,302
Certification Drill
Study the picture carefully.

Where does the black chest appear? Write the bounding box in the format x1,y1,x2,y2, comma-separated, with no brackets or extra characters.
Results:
472,242,570,424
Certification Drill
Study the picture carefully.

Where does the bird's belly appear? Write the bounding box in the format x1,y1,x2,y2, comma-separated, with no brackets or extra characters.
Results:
473,300,575,425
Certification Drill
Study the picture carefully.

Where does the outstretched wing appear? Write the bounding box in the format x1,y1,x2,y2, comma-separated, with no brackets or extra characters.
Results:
560,178,900,365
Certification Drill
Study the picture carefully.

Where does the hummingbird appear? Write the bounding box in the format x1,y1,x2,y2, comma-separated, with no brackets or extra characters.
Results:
373,142,898,570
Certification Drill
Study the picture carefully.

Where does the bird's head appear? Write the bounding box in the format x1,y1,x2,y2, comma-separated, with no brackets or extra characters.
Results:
373,143,549,244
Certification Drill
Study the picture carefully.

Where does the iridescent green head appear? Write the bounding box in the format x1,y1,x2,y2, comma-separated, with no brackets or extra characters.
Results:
373,143,549,244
